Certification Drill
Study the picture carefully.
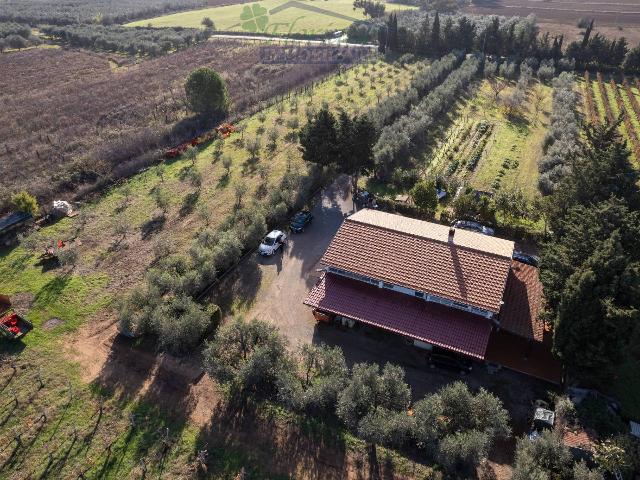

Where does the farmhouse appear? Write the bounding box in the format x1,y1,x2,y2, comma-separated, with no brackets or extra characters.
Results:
304,209,561,383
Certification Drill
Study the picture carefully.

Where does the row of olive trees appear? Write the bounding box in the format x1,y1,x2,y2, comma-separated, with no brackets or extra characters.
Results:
40,24,212,57
0,20,39,50
204,317,511,477
538,72,581,194
117,165,322,353
373,56,481,178
367,52,461,129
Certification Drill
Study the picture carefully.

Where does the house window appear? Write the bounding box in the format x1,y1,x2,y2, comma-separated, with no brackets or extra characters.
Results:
382,282,395,289
414,291,424,298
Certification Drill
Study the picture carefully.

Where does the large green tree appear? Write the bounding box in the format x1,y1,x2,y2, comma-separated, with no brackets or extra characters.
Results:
540,123,640,378
553,233,639,376
298,106,338,167
184,67,229,117
336,111,377,190
410,178,437,215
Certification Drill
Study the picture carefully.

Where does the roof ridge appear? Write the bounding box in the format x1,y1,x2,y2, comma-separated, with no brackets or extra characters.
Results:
346,214,513,261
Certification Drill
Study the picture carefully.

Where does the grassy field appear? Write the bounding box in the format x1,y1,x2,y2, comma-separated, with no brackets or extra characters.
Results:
0,57,422,478
426,79,551,201
126,0,414,34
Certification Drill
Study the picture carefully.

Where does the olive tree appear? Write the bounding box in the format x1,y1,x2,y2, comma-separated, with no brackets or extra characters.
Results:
336,363,411,437
245,136,261,161
277,344,349,412
437,430,491,477
203,317,292,398
512,430,572,480
152,295,213,354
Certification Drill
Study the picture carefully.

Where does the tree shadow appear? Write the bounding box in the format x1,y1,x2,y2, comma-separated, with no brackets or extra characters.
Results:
195,399,350,479
140,215,166,240
216,173,230,190
286,174,354,292
179,191,200,216
32,275,72,311
34,256,61,273
208,256,263,316
241,156,260,175
89,337,201,478
92,335,158,404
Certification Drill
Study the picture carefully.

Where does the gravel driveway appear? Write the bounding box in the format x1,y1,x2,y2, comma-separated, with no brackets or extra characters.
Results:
245,174,355,346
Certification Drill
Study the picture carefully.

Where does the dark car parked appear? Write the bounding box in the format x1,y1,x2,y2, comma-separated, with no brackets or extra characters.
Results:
427,348,473,374
290,210,313,233
513,251,540,267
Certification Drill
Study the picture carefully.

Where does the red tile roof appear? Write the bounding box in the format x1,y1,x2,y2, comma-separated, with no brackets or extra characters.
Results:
485,329,563,384
499,261,545,341
320,213,513,313
562,427,597,452
304,273,493,359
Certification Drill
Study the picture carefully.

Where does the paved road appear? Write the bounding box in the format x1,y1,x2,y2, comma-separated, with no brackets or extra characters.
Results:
210,33,377,48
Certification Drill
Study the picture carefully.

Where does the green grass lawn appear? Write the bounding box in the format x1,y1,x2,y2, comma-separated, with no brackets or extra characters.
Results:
126,0,414,34
1,58,421,478
467,82,550,200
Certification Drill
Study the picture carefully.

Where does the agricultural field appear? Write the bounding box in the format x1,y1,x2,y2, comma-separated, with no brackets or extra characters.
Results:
426,79,551,201
580,71,640,166
0,58,422,478
127,0,414,34
0,0,208,25
464,0,640,45
0,40,344,212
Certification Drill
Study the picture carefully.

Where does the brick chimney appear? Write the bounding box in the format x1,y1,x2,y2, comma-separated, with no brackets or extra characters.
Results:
448,227,455,243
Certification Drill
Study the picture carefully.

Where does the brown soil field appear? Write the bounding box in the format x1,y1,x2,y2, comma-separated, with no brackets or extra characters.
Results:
465,0,640,45
0,40,339,212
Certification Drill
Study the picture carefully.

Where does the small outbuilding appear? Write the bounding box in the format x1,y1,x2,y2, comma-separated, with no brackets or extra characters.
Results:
0,211,33,244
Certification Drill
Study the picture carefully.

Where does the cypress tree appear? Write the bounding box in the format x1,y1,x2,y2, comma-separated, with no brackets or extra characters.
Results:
431,12,440,56
416,14,430,55
581,19,594,49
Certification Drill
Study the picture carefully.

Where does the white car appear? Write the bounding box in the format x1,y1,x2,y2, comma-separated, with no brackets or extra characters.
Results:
259,230,287,256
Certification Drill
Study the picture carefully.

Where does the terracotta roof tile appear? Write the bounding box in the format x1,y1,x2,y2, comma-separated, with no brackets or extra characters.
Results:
562,427,597,452
500,261,545,341
321,214,512,313
304,273,493,359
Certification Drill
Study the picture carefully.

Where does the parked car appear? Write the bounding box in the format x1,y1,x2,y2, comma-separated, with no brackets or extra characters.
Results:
290,210,313,233
427,348,473,374
527,402,555,440
452,220,495,236
354,190,377,208
513,251,540,267
259,230,287,256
